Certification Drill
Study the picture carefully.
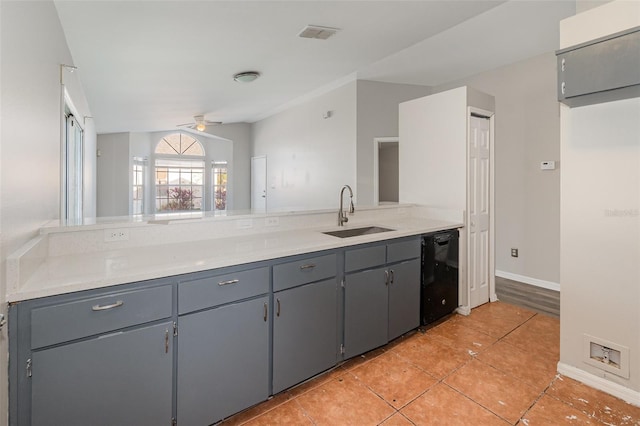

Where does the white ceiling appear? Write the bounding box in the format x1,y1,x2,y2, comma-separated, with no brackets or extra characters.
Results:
54,1,575,134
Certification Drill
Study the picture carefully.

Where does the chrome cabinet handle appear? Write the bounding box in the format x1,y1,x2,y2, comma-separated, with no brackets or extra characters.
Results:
164,328,169,354
218,279,239,286
92,300,123,311
384,270,389,286
389,270,395,285
276,299,281,317
263,303,268,322
299,264,316,270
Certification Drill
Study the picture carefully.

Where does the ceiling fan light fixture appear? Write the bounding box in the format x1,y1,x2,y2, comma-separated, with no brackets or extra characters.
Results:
234,71,260,83
195,122,206,132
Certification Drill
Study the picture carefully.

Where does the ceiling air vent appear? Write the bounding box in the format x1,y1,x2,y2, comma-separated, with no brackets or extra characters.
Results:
298,25,340,40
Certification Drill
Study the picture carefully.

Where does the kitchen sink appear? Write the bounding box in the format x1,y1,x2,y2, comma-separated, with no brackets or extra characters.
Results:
322,226,394,238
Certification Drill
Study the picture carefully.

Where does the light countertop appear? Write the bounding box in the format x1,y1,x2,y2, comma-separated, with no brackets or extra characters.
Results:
7,207,462,302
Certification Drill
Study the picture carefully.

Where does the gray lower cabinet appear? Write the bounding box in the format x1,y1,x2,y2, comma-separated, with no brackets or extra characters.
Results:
343,266,389,358
177,296,270,426
388,259,421,340
273,279,338,393
31,321,174,426
343,238,421,358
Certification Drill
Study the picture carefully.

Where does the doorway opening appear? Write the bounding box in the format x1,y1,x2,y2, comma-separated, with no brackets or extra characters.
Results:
373,137,399,205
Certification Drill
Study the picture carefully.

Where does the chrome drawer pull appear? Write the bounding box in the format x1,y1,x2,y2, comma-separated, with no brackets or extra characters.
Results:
299,264,316,270
92,300,123,311
218,279,239,286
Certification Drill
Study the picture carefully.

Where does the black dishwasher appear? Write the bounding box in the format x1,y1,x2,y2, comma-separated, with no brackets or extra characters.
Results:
421,229,459,325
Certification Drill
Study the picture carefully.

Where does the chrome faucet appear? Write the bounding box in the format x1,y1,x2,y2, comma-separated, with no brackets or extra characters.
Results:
338,185,355,226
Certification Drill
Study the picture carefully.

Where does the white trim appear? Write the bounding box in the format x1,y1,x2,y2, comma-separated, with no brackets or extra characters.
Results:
495,270,561,292
372,137,399,205
467,106,495,309
557,362,640,407
456,305,471,316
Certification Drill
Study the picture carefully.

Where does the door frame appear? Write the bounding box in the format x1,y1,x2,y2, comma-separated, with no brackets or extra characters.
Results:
250,155,267,213
460,106,496,314
372,137,399,205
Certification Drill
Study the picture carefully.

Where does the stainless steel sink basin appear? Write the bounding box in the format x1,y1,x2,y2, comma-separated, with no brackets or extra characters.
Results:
322,226,394,238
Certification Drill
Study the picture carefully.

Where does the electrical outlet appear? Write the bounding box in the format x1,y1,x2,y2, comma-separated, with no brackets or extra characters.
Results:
511,248,519,257
265,217,279,227
104,228,129,242
236,219,253,229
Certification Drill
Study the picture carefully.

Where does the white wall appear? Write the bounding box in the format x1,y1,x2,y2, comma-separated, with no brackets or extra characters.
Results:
0,1,95,422
356,80,432,206
399,87,468,209
252,81,357,212
559,0,640,401
434,52,562,286
560,98,640,395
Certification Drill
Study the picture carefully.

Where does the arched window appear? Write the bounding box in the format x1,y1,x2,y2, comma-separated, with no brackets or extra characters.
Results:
154,133,205,212
155,133,204,156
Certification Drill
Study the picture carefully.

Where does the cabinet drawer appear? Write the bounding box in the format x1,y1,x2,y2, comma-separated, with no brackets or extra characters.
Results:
387,239,421,264
31,285,172,349
179,266,269,314
345,245,386,272
273,254,336,292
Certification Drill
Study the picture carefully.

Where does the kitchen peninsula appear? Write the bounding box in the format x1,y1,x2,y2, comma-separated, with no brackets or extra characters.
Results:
7,204,462,426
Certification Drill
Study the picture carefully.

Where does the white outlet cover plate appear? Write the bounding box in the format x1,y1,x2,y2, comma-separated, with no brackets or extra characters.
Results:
541,160,556,170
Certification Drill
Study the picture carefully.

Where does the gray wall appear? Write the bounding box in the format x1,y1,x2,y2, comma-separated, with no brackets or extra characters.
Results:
96,129,243,215
434,52,561,285
356,80,432,206
204,123,252,211
97,133,130,217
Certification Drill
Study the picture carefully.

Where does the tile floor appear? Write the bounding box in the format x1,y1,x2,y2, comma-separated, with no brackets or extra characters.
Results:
221,301,640,425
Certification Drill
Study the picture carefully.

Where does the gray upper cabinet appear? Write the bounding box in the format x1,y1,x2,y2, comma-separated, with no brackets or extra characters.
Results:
177,295,270,426
31,321,174,426
557,28,640,107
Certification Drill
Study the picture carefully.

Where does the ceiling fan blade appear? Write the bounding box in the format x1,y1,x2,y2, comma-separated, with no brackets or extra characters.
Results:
204,121,222,126
176,123,195,128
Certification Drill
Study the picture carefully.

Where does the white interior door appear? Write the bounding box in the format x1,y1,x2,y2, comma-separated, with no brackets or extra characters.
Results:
251,156,267,213
468,114,491,308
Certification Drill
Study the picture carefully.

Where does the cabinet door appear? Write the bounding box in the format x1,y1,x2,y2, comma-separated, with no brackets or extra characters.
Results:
388,259,421,341
31,322,173,426
177,296,269,426
273,279,337,393
343,267,388,359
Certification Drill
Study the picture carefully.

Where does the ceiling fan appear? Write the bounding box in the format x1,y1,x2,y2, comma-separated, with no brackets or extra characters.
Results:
177,115,222,132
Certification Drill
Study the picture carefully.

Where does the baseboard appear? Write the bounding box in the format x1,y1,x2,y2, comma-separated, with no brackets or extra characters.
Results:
495,270,561,292
456,305,470,316
557,362,640,407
